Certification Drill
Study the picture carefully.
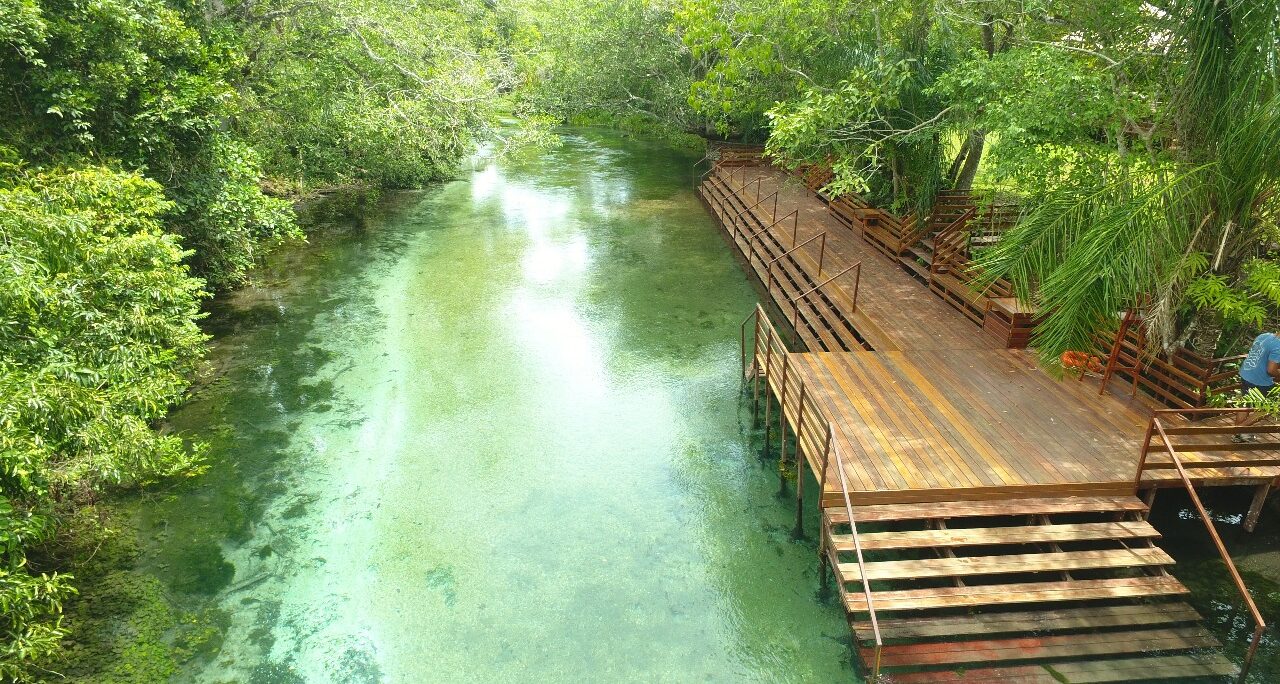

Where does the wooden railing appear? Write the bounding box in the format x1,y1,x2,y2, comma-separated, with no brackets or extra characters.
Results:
1138,408,1272,681
742,305,882,678
1097,311,1245,408
928,206,978,276
788,263,861,333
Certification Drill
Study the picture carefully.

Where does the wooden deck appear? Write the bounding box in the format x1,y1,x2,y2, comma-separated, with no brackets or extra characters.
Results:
702,164,992,352
701,162,1280,501
699,158,1276,682
790,349,1141,505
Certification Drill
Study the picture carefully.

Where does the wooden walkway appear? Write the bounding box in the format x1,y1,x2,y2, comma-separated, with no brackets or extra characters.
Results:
697,158,1277,682
702,164,989,352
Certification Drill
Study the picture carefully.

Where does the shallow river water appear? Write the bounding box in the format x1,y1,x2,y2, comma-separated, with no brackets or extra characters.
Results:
139,130,854,682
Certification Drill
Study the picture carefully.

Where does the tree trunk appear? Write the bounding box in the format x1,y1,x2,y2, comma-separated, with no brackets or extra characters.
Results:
946,142,969,187
954,130,985,190
1187,309,1225,357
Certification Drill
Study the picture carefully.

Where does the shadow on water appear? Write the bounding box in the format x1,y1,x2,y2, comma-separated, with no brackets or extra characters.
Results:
1146,487,1280,683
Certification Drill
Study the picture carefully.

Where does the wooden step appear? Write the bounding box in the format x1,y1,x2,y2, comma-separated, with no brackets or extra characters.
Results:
832,521,1160,552
838,547,1173,582
825,496,1148,525
898,253,932,281
884,653,1238,683
706,179,869,352
853,602,1203,641
844,576,1188,612
864,626,1220,669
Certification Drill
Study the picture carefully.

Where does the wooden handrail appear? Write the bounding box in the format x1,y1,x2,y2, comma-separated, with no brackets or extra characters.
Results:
1143,415,1268,681
929,206,976,275
831,427,882,679
764,233,826,294
788,262,860,333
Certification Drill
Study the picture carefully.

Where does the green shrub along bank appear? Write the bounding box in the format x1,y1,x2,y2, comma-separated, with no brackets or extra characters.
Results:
0,1,512,679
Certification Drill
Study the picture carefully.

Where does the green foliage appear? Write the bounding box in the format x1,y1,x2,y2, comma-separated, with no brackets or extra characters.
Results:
0,165,207,679
511,0,704,136
0,0,293,288
231,0,509,191
977,0,1280,358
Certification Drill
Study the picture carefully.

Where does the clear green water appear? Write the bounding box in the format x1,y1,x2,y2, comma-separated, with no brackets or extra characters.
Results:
140,130,854,682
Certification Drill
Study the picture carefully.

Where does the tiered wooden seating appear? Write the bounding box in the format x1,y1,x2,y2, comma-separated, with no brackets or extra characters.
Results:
824,496,1238,682
698,166,873,352
1095,315,1244,409
927,203,1034,347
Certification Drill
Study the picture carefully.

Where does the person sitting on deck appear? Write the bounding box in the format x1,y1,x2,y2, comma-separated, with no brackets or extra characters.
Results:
1234,331,1280,441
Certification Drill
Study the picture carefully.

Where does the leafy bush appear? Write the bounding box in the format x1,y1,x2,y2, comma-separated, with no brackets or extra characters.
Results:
0,164,207,680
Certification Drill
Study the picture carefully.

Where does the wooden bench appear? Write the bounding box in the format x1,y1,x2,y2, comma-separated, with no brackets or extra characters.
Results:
983,296,1040,348
860,209,919,258
827,193,875,232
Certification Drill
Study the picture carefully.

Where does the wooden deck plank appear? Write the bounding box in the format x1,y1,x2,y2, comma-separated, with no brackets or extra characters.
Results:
837,548,1173,582
884,655,1238,683
824,496,1148,524
867,626,1219,668
833,521,1160,552
852,603,1203,641
843,576,1189,612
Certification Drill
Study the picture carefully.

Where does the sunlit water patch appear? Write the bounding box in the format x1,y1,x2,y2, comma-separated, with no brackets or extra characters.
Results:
135,130,856,682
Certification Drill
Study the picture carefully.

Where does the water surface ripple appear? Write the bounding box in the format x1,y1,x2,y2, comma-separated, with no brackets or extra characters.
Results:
147,131,855,682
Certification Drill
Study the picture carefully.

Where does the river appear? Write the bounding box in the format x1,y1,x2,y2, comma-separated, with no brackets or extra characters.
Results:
133,130,853,682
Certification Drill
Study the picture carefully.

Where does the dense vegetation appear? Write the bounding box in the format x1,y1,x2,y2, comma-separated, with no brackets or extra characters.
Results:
0,1,513,679
3,0,1279,678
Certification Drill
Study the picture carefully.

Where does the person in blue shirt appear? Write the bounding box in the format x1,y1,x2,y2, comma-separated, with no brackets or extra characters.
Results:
1235,332,1280,439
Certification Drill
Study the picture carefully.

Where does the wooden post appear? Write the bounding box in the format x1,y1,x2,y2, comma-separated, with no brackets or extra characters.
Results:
793,383,808,539
1245,482,1273,532
817,425,833,598
751,313,762,423
762,334,775,457
1141,486,1158,517
818,547,830,599
777,355,792,497
1133,417,1156,490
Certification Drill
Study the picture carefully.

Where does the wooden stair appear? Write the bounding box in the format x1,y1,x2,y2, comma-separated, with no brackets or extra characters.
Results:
823,495,1239,682
698,168,880,352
